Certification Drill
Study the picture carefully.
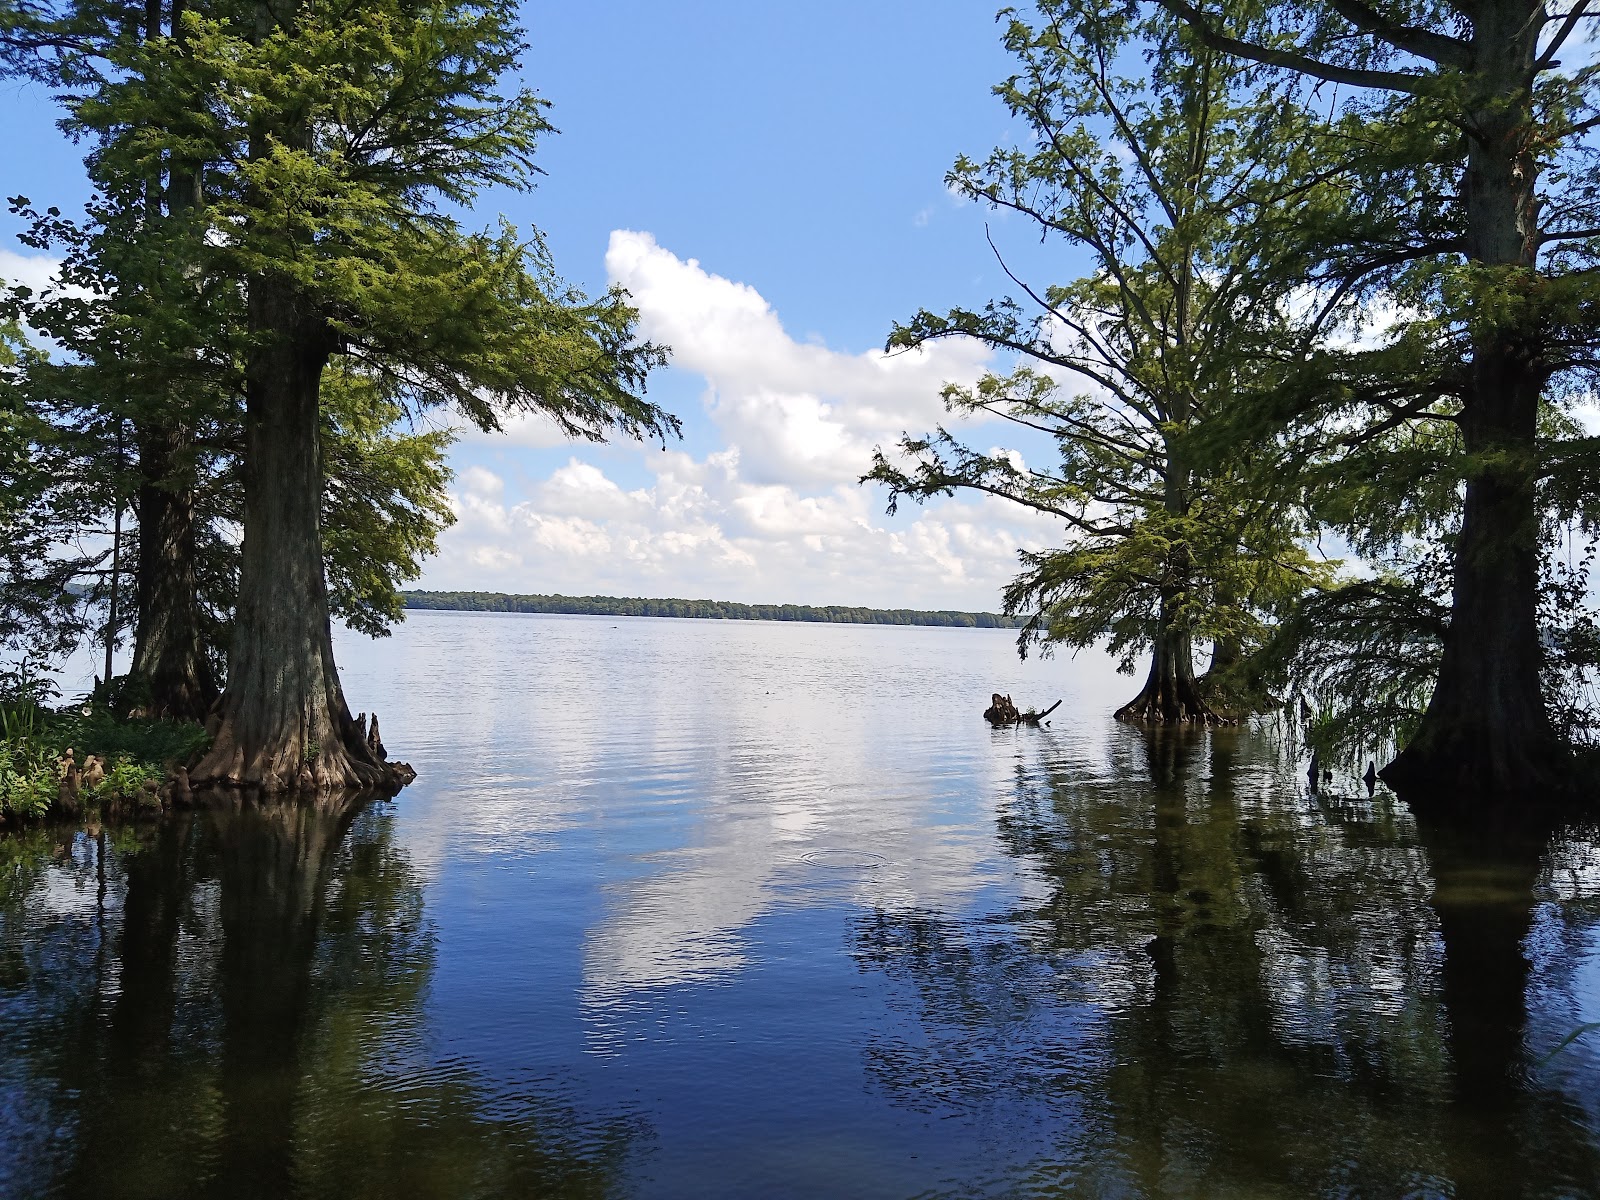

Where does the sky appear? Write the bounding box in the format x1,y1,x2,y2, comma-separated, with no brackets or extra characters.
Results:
0,0,1089,612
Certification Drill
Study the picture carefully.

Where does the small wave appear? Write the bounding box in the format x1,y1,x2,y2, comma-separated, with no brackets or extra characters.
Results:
800,848,887,870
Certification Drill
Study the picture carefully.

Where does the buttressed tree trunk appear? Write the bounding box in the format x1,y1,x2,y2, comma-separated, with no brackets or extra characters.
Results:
130,423,217,720
1383,2,1564,801
192,277,397,793
1115,595,1225,725
1118,449,1224,726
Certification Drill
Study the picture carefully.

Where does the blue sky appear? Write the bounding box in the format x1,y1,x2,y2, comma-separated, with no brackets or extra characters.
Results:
1,1,1083,610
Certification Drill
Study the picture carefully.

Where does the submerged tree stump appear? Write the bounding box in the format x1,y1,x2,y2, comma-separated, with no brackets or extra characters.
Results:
984,693,1063,727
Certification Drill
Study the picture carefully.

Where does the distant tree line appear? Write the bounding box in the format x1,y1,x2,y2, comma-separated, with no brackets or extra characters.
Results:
401,591,1023,629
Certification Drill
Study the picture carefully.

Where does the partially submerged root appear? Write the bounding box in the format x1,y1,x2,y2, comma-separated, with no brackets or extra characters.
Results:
191,705,414,798
984,693,1063,727
1113,681,1232,727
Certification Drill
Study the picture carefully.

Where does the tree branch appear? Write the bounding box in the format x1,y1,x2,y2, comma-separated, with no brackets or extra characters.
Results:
1325,0,1468,66
1156,0,1433,95
1539,225,1600,246
1538,1,1598,70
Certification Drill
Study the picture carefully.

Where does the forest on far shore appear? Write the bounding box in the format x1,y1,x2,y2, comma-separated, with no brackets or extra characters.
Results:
401,591,1023,629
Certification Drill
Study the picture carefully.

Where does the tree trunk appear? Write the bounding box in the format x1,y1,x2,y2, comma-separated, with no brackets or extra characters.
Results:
103,478,122,688
1383,3,1567,803
1197,631,1242,702
191,277,395,794
1205,635,1240,678
1120,441,1225,725
130,423,218,720
192,1,404,796
127,9,217,723
1116,598,1225,725
1382,351,1565,798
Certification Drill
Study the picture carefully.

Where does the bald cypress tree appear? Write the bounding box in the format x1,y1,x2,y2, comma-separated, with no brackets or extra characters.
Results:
3,0,676,790
869,0,1332,724
1153,1,1600,802
171,1,674,791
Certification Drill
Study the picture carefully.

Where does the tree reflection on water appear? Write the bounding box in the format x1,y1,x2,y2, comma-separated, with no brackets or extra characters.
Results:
852,726,1600,1198
0,799,643,1200
5,724,1600,1198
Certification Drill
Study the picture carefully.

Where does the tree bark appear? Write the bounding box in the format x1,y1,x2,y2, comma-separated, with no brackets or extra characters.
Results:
103,474,122,688
1383,1,1567,803
1118,441,1226,725
1198,631,1243,705
121,0,217,721
191,277,394,793
1116,597,1226,725
130,422,218,720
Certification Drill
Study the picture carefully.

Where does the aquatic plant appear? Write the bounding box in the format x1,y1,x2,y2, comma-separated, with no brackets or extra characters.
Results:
0,737,58,821
0,701,207,823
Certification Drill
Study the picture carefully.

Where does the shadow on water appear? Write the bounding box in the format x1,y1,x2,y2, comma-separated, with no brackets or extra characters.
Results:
852,724,1600,1198
0,797,645,1200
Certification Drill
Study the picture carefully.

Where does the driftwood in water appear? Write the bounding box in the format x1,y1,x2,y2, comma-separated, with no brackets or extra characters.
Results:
984,693,1063,727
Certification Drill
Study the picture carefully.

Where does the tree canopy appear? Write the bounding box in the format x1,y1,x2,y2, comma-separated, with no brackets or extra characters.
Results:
0,0,678,792
869,0,1336,723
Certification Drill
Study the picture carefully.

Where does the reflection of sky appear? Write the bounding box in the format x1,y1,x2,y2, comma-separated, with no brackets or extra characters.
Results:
8,611,1581,1196
1530,836,1600,1127
328,611,1142,1191
337,613,1122,1014
336,616,1600,1194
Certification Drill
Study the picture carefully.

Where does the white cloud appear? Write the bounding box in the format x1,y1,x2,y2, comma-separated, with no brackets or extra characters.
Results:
603,229,996,487
0,248,68,297
535,458,652,521
424,232,1065,611
431,455,1054,610
459,464,504,499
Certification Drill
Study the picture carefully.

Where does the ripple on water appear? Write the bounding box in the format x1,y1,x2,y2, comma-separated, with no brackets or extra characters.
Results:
799,849,887,871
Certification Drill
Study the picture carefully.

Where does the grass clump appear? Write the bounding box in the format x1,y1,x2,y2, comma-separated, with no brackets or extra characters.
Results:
0,700,210,825
53,708,211,766
0,706,58,822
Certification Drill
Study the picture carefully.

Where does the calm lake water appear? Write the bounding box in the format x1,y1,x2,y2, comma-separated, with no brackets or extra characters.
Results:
4,610,1600,1198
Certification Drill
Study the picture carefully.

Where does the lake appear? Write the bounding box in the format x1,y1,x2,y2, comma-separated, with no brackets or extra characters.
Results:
3,610,1600,1198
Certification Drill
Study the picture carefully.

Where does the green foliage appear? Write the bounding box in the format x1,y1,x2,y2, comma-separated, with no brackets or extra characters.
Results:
868,0,1332,690
1541,541,1600,751
0,652,60,708
321,365,456,638
0,714,58,821
0,697,204,823
91,756,162,807
1152,1,1600,761
0,701,59,820
1255,570,1449,763
105,0,677,442
0,318,103,674
0,0,679,722
51,706,211,767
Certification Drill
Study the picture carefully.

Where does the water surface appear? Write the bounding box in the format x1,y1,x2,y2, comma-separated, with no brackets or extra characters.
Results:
4,611,1599,1197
